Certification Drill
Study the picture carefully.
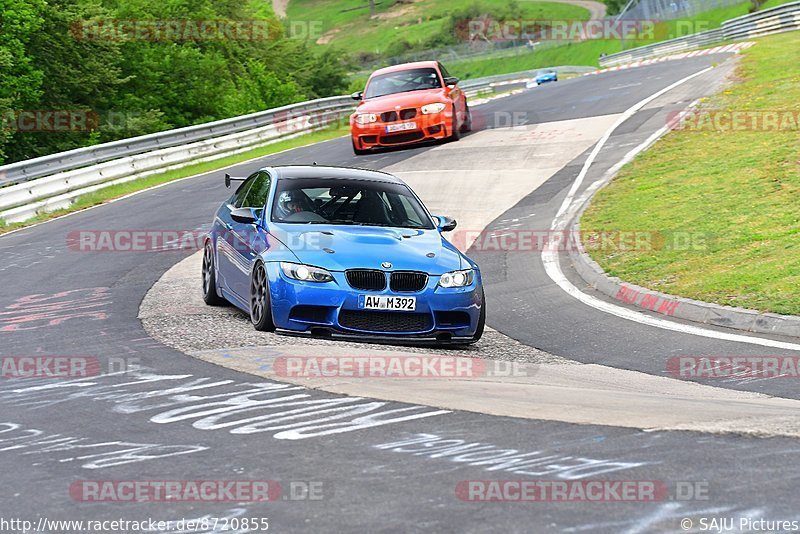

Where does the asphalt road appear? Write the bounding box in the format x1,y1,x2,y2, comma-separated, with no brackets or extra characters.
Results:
1,54,799,532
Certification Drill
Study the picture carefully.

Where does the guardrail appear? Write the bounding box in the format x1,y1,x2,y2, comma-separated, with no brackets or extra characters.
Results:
0,66,593,224
0,96,354,188
599,0,800,66
0,98,355,223
460,66,596,101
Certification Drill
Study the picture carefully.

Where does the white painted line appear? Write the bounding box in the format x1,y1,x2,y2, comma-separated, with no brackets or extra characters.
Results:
544,254,800,351
553,67,712,229
542,66,800,352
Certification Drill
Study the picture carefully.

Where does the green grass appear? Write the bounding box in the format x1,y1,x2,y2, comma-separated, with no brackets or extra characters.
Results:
760,0,798,9
287,0,590,56
446,1,763,77
448,39,613,78
296,0,796,80
580,31,800,315
337,0,791,79
0,126,349,235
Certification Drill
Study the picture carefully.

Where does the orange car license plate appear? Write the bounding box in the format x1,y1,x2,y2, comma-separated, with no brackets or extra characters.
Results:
386,122,416,133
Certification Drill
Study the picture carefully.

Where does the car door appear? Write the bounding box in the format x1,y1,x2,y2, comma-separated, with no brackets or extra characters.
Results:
225,171,273,300
215,171,272,301
215,172,256,299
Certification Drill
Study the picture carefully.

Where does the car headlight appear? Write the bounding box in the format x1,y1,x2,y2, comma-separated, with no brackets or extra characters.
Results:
280,262,334,283
421,103,447,114
439,269,474,288
354,113,377,125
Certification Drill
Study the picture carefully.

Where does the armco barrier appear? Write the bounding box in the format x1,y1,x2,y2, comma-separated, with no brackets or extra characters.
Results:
0,96,354,188
0,105,353,223
599,0,800,66
0,114,346,222
0,66,593,224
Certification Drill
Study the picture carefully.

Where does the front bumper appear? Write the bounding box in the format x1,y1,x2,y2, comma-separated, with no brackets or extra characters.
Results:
276,329,477,346
265,263,483,343
350,111,454,151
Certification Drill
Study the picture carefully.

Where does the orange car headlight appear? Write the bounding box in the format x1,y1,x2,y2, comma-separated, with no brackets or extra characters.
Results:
421,103,447,114
354,113,378,125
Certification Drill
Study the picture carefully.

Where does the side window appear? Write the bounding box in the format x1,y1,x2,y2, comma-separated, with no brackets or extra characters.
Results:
241,171,272,209
232,172,259,208
397,195,425,226
438,63,451,80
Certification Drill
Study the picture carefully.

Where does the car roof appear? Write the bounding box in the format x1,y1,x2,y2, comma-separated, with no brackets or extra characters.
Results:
263,165,403,184
369,61,440,78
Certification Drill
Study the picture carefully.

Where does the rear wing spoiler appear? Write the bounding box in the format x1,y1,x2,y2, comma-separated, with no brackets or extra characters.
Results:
224,173,247,188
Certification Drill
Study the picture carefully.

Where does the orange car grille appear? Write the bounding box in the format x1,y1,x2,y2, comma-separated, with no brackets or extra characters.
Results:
380,109,417,122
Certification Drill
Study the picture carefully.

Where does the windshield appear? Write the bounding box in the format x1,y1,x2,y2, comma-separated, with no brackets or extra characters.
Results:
364,68,442,99
271,177,434,229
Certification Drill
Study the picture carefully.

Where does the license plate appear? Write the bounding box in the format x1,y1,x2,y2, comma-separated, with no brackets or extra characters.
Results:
359,295,416,311
386,122,416,133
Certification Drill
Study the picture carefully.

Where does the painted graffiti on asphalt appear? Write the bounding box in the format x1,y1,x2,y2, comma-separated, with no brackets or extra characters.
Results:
374,433,649,480
0,287,110,333
0,422,207,469
0,369,451,440
141,508,255,534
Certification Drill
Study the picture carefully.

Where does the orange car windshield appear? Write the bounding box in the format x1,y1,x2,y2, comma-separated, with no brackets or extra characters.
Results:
364,68,442,99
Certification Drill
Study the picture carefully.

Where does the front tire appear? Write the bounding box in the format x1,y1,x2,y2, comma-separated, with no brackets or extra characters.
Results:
202,241,226,306
460,103,472,133
449,105,461,141
250,262,275,332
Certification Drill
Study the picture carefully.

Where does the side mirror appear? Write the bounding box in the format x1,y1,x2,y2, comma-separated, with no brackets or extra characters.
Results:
350,91,363,101
443,76,459,87
230,207,258,225
435,215,457,232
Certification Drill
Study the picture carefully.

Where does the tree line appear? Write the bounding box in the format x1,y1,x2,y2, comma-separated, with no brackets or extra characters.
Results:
0,0,349,165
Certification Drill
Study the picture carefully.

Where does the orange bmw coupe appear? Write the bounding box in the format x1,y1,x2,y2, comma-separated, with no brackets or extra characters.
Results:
349,61,472,155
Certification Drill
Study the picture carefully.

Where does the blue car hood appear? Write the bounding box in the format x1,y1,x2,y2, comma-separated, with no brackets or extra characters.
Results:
269,224,464,275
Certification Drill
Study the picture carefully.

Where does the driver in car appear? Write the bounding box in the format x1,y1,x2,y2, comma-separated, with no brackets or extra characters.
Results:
278,191,305,216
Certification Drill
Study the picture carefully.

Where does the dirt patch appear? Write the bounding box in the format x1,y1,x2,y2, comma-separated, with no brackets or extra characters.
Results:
372,2,418,21
272,0,289,18
316,27,341,45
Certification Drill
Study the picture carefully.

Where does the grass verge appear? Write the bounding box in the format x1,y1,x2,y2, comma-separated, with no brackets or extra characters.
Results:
580,31,800,315
335,0,796,80
447,1,761,78
288,0,589,56
0,127,348,236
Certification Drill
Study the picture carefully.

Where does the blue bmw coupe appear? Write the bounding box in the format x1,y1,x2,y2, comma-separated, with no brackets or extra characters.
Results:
203,165,485,344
